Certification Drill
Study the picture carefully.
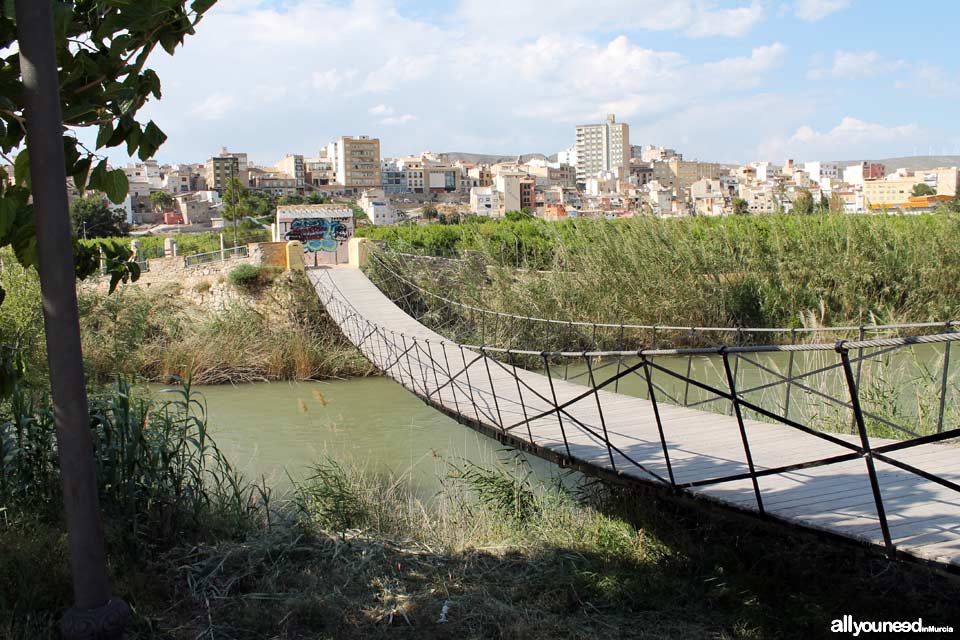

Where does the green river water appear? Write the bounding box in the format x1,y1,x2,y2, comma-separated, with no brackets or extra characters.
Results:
153,342,954,495
156,377,560,496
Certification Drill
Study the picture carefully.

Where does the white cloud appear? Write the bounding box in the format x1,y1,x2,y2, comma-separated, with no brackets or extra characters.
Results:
685,2,765,37
380,114,417,125
794,0,853,22
454,0,765,39
79,0,928,167
311,68,356,91
759,117,920,159
189,93,237,120
808,50,904,79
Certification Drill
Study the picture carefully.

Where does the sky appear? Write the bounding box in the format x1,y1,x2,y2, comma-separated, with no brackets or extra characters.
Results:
86,0,960,166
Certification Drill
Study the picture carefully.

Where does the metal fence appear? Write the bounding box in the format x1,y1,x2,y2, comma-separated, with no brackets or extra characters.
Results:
182,245,248,267
311,265,960,562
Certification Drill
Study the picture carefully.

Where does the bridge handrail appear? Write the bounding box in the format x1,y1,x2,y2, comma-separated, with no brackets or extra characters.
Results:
316,269,960,357
370,250,955,336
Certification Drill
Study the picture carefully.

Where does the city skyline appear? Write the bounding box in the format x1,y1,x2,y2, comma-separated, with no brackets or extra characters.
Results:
73,0,960,166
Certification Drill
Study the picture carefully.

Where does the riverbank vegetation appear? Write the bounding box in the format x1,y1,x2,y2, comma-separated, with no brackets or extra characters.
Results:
0,256,373,385
1,382,956,639
360,213,960,330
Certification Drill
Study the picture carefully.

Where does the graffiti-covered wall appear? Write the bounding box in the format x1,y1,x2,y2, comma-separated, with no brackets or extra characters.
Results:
275,205,355,265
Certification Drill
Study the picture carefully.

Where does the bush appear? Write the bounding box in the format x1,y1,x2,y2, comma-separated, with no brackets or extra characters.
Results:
228,263,265,290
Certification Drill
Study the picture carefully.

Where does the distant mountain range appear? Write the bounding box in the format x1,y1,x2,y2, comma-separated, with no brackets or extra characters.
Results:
438,152,960,171
831,156,960,171
437,152,549,164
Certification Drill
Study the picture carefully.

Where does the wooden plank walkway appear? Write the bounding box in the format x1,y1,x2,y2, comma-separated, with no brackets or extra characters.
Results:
309,266,960,568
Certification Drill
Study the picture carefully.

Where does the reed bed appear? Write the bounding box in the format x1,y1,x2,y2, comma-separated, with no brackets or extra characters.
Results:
362,213,960,331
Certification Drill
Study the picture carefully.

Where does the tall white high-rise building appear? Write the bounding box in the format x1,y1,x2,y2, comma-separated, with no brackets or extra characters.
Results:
574,114,629,184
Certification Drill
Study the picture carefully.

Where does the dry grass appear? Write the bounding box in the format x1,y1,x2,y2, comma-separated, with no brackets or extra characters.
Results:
78,271,376,384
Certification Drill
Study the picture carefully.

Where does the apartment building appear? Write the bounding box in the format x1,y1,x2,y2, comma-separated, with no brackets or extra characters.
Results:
275,154,305,188
469,186,500,217
842,162,885,187
494,172,535,214
249,171,299,196
652,158,723,192
575,114,630,184
329,136,381,194
162,164,195,194
639,145,681,163
204,153,241,194
381,159,407,194
803,161,842,184
863,175,926,208
305,157,334,187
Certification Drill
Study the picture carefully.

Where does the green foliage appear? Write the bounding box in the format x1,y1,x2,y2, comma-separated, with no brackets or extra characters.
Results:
149,190,174,212
789,189,814,215
220,176,248,221
69,195,128,239
228,263,265,290
362,213,960,329
912,183,936,197
278,194,304,206
421,203,439,220
451,457,540,523
81,228,271,259
0,0,216,279
0,379,259,538
504,208,534,222
731,197,749,215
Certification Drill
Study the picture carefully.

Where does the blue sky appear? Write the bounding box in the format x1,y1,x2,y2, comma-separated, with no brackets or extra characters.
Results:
104,0,960,166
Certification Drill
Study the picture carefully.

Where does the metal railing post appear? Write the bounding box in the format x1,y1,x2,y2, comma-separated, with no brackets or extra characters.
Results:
509,351,534,444
838,342,893,554
459,345,482,426
642,356,676,487
937,322,954,433
785,328,797,420
585,354,617,471
481,347,505,431
440,343,462,418
721,349,764,514
542,353,572,458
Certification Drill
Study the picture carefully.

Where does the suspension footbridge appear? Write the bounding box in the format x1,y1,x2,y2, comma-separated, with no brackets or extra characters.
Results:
308,257,960,569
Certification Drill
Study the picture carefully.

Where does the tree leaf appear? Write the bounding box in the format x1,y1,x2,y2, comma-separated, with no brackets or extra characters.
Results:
192,0,218,15
10,220,37,269
95,122,114,149
72,156,92,194
13,148,29,187
87,158,108,192
102,169,128,204
0,195,17,241
138,120,167,161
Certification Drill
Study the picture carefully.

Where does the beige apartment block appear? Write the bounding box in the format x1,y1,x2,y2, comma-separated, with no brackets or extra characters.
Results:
275,154,306,187
334,136,381,194
652,158,723,192
863,175,926,208
575,114,629,184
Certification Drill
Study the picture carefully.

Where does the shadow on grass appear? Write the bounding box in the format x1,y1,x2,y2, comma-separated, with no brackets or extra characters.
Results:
3,476,958,640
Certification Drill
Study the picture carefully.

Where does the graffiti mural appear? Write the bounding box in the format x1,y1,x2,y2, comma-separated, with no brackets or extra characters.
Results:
284,218,352,252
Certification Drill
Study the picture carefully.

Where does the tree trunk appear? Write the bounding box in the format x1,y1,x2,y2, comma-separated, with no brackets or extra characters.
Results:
15,1,128,635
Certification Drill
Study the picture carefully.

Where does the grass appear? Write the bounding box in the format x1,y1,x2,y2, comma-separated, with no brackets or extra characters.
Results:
4,446,958,639
361,213,960,331
0,258,375,385
79,272,376,384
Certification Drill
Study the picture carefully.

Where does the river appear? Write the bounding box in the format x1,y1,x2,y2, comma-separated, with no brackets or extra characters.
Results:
158,377,562,496
154,342,953,495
